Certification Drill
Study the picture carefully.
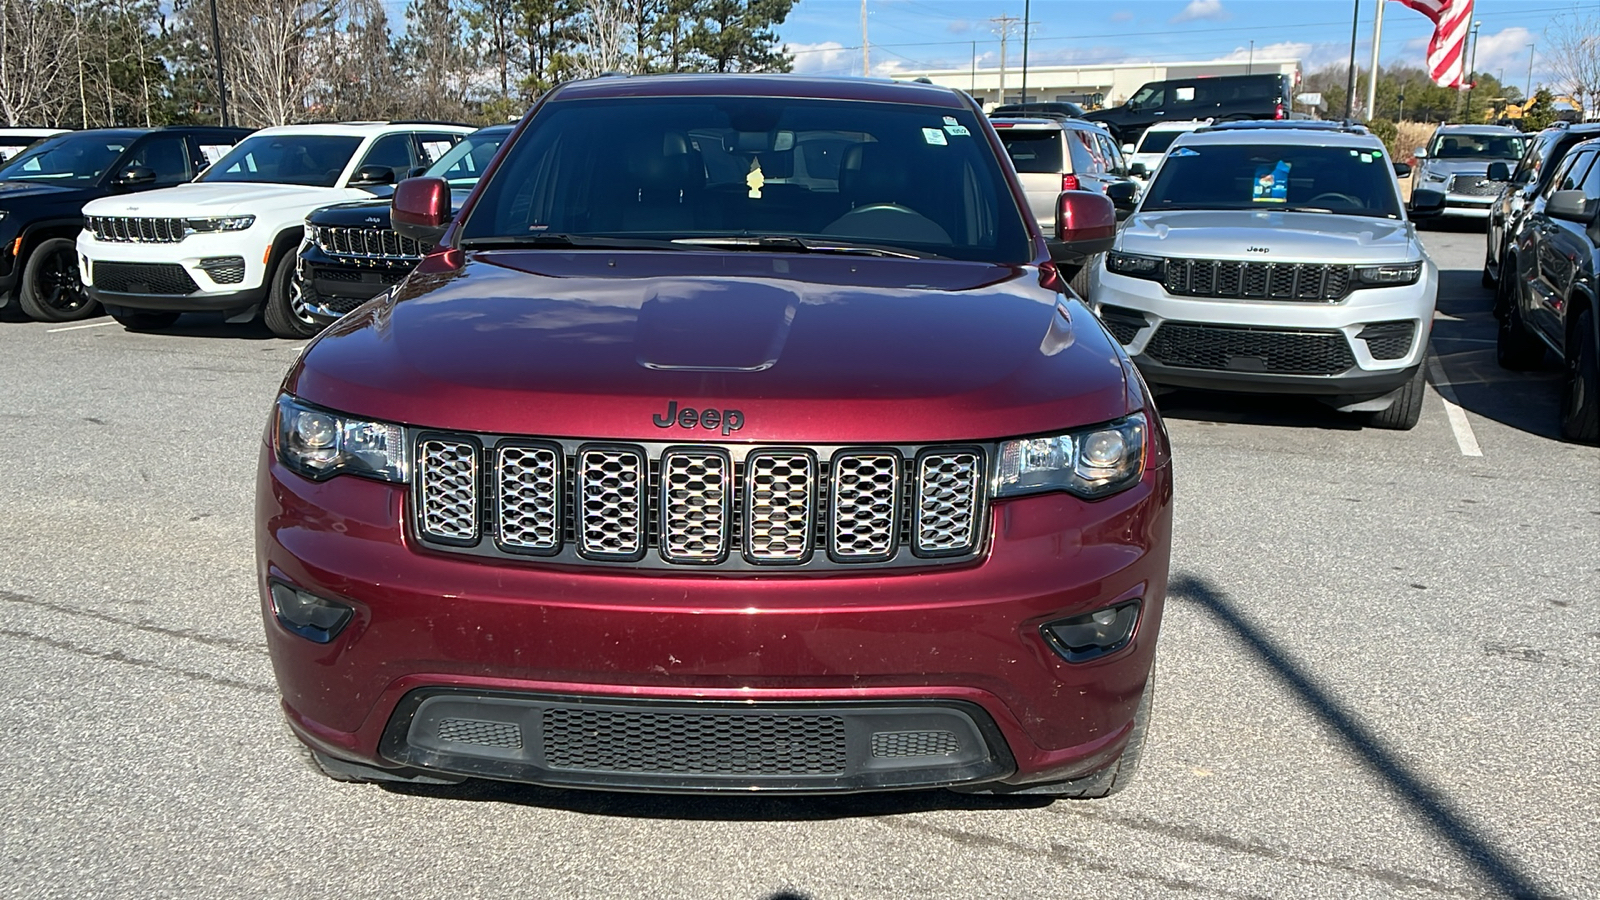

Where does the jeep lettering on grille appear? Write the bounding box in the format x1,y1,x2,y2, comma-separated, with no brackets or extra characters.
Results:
652,400,744,436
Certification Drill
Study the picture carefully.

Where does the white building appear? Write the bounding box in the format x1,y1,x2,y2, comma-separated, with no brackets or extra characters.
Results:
890,58,1303,111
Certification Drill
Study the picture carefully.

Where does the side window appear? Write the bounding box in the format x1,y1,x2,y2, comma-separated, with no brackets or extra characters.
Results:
126,135,191,185
416,132,462,167
358,133,416,182
1542,150,1591,200
1580,153,1600,202
1066,131,1097,174
1097,134,1125,174
1170,84,1198,108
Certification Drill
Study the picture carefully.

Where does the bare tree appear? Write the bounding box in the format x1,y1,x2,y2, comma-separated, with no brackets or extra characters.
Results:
0,0,74,125
572,0,634,77
1544,10,1600,120
216,0,339,127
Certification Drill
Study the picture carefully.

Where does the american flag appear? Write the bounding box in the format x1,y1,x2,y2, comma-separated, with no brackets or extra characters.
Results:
1394,0,1475,89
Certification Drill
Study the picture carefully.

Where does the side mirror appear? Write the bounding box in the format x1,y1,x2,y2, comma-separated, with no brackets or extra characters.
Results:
1413,147,1428,159
1106,180,1138,211
1121,143,1135,154
1129,162,1148,177
116,165,156,186
1409,188,1446,219
1487,161,1511,182
1054,191,1117,258
1547,189,1592,222
1392,162,1412,178
392,176,451,245
350,164,397,187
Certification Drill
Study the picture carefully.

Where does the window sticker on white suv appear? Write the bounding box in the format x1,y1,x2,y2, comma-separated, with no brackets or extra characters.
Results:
198,144,232,165
420,141,455,163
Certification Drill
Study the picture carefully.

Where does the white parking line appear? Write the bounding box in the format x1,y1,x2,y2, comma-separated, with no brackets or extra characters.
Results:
46,320,115,334
1427,352,1483,458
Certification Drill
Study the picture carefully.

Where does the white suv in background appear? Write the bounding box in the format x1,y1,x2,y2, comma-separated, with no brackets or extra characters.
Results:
1087,122,1439,430
77,121,472,332
1122,119,1208,186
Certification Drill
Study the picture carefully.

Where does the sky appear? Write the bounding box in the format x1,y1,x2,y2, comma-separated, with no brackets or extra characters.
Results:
780,0,1597,95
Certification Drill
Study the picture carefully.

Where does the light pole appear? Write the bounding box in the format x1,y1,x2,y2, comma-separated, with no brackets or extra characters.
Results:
1344,0,1361,120
1021,0,1031,106
1247,40,1253,75
1464,20,1482,122
209,0,228,127
1525,43,1536,105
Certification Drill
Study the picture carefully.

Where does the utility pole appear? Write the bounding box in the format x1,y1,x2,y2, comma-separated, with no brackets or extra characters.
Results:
1463,19,1481,121
991,14,1020,107
1344,0,1360,120
1365,0,1384,120
209,0,228,126
971,41,977,93
861,0,869,77
1021,0,1031,106
1525,43,1536,106
1247,41,1254,75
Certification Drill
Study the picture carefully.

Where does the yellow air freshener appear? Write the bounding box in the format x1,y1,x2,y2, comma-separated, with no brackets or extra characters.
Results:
746,157,765,199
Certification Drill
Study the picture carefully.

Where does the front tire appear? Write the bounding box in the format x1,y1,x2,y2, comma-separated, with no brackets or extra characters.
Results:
18,237,99,322
263,254,322,339
1561,310,1599,444
1367,363,1427,431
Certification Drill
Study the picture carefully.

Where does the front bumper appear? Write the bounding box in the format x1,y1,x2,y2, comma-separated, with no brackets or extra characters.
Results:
76,229,274,315
297,242,413,323
1089,264,1435,398
258,443,1173,793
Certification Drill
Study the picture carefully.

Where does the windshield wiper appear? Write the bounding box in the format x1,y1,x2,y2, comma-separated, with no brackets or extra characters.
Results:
1279,206,1335,214
673,236,936,259
459,234,684,251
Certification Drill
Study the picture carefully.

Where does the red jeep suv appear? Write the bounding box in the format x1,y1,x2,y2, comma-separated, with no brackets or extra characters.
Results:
257,75,1173,797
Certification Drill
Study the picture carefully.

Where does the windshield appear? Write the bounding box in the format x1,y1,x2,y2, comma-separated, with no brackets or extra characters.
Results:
0,133,129,182
461,96,1031,263
998,129,1064,174
426,131,508,188
1141,142,1403,218
198,134,362,187
1428,132,1526,160
1135,129,1190,155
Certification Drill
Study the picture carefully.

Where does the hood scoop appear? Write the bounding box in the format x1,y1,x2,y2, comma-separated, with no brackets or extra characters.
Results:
634,281,798,373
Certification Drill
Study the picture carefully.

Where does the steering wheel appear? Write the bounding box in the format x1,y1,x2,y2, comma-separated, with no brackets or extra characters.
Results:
1307,192,1362,207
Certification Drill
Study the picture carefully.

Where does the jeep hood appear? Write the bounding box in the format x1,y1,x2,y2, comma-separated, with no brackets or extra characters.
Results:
0,180,96,203
80,182,378,218
1118,210,1419,264
288,252,1135,443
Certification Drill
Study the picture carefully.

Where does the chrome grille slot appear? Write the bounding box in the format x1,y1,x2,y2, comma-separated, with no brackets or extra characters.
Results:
578,446,644,559
744,451,815,564
659,449,731,564
315,225,426,262
495,443,561,553
914,450,983,556
829,451,900,562
89,215,188,243
418,437,480,544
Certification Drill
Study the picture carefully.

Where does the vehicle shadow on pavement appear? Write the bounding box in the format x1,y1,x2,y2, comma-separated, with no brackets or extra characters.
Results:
1151,390,1365,431
381,778,1051,819
1428,265,1566,442
1168,571,1549,900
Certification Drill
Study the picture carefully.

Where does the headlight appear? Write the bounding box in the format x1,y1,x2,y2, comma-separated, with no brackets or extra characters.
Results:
1355,261,1422,286
186,215,255,233
275,394,406,482
996,413,1147,500
1105,251,1165,281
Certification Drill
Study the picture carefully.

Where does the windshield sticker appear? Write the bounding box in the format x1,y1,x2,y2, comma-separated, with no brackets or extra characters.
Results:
1172,147,1200,157
1252,161,1290,203
923,127,948,146
746,157,765,199
198,144,231,164
943,116,958,126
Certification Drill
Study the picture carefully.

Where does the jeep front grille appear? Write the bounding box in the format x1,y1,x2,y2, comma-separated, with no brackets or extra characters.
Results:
314,226,427,262
1448,175,1502,198
412,437,990,570
1162,258,1352,302
87,216,188,243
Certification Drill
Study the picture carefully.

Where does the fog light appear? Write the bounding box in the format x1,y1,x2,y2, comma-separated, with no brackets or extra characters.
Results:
1042,601,1140,663
269,582,353,643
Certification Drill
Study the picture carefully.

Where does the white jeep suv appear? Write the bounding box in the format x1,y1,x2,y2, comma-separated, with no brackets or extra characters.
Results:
77,121,472,333
1087,122,1439,429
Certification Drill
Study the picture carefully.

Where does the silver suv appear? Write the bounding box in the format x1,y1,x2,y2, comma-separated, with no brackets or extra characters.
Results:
1410,124,1527,222
1086,122,1438,429
992,116,1135,263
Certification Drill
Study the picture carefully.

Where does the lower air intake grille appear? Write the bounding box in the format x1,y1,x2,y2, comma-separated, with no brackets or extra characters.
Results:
198,256,245,284
542,708,848,775
871,730,962,758
92,262,199,295
1145,322,1357,375
437,718,522,749
1357,320,1417,360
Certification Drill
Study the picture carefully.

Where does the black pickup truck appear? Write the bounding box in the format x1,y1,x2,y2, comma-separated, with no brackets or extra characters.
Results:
0,126,250,322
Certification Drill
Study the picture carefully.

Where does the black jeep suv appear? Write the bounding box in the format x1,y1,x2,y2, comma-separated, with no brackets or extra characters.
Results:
1082,73,1301,144
1482,121,1600,291
0,126,251,322
286,125,512,337
1497,136,1600,443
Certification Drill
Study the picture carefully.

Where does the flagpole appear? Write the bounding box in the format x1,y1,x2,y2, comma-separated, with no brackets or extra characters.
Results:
1365,0,1385,119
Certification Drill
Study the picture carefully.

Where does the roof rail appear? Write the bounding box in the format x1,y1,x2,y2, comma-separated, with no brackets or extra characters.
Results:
1197,120,1370,135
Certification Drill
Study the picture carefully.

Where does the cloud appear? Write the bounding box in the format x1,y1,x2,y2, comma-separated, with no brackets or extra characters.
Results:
1469,27,1536,79
1172,0,1228,24
784,41,856,76
1110,11,1134,23
946,20,972,35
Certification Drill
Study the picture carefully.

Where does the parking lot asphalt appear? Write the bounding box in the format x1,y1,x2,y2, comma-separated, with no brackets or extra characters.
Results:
1,227,1595,900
